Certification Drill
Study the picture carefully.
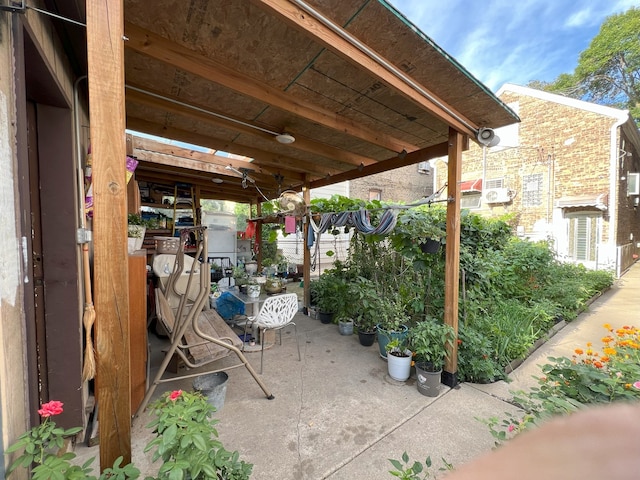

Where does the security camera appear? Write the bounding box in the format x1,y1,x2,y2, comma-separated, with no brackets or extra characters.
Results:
476,127,500,147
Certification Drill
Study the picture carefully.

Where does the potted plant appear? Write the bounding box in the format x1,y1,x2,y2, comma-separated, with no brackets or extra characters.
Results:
385,337,413,381
127,213,148,252
336,314,354,336
233,266,249,293
409,317,455,397
246,277,261,298
312,271,347,324
348,277,378,346
376,298,410,359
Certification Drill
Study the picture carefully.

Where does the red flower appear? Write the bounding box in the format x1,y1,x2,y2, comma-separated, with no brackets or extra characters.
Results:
38,401,64,418
169,390,183,401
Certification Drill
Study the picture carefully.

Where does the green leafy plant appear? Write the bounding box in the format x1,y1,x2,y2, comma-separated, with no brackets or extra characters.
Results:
409,318,454,372
7,391,252,480
348,277,380,333
388,451,453,479
385,337,411,357
6,400,141,479
145,390,252,479
312,270,348,315
128,213,159,238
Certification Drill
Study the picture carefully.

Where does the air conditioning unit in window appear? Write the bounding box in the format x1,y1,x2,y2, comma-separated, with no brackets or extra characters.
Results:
483,188,512,204
417,161,431,174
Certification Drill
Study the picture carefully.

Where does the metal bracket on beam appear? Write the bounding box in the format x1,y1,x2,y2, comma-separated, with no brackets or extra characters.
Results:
77,228,93,244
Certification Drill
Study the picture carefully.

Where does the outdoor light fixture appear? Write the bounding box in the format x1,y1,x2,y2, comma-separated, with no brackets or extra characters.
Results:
275,133,296,144
212,178,224,184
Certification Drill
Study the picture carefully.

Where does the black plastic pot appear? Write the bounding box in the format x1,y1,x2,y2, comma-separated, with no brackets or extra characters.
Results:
358,330,376,346
318,311,334,324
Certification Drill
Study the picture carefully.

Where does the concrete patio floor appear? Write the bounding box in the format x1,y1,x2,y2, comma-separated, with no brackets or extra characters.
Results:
75,263,640,479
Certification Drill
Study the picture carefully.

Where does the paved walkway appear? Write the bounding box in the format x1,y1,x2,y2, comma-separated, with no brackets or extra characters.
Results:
76,263,640,479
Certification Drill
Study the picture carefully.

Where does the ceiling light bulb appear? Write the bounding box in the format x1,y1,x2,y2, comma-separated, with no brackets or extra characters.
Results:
275,133,295,144
212,178,224,184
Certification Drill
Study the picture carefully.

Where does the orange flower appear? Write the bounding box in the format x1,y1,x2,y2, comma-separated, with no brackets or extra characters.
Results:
625,384,632,389
593,361,603,369
600,356,610,363
603,347,617,356
603,323,612,331
574,348,584,355
586,342,593,347
602,336,613,343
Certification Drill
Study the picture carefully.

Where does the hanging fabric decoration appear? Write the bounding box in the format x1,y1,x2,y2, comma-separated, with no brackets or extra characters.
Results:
307,208,399,250
245,220,256,239
284,215,296,234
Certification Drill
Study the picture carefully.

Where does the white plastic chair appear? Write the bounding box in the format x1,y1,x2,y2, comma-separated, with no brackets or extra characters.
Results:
241,293,300,373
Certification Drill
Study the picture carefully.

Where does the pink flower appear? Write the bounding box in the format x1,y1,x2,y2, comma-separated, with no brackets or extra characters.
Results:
633,381,640,390
169,390,183,401
508,424,515,432
38,400,64,418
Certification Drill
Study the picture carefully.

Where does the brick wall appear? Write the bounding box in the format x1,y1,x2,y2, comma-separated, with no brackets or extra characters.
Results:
350,163,434,202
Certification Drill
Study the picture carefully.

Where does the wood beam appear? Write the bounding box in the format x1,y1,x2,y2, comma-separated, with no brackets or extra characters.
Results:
443,128,463,387
252,0,478,138
133,150,284,188
131,135,304,186
124,22,415,154
126,117,345,178
87,0,131,469
309,141,449,189
133,166,275,203
126,85,376,168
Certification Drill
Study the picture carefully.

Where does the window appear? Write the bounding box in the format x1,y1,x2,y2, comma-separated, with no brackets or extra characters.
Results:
628,173,639,195
369,189,381,201
461,192,481,209
417,161,431,174
522,173,543,207
568,214,598,262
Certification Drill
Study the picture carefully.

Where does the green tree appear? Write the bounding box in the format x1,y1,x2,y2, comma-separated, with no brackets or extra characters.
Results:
531,7,640,123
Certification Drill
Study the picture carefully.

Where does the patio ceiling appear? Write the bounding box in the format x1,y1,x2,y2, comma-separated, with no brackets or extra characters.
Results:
120,0,518,203
48,0,519,203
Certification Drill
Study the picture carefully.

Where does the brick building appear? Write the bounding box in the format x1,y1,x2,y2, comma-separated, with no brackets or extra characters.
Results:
350,163,434,202
434,83,640,276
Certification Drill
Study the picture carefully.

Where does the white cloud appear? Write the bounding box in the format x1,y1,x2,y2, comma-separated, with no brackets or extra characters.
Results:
565,8,593,28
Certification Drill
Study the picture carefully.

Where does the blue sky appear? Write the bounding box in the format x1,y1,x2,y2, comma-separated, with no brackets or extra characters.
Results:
388,0,640,92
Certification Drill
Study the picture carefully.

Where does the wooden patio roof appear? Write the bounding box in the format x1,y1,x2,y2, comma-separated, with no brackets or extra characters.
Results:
110,0,518,202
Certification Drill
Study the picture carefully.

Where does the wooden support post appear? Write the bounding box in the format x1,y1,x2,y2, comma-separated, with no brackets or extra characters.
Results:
442,127,463,388
87,0,132,469
302,181,311,311
256,201,262,269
